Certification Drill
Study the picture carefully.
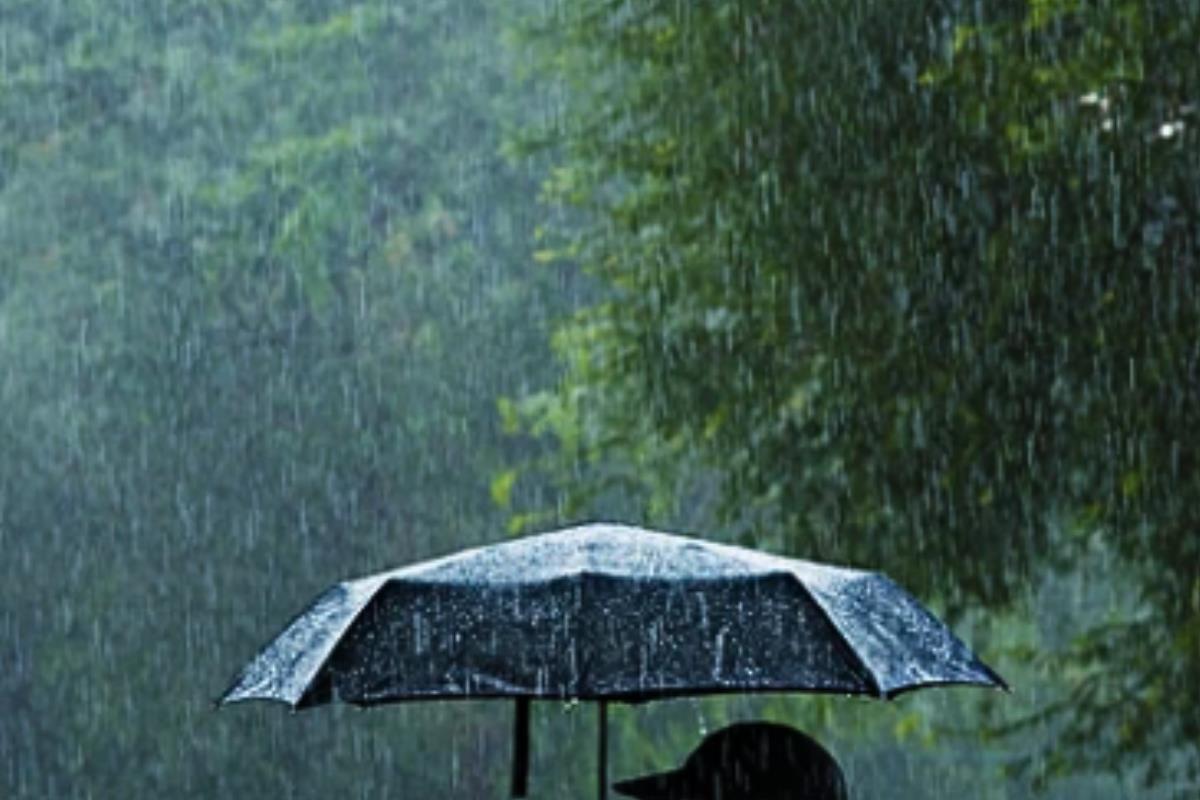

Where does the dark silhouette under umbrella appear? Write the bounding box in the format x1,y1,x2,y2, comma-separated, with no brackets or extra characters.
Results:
614,721,847,800
219,523,1005,798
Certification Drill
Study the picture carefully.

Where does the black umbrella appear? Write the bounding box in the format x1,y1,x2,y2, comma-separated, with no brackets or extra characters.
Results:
219,523,1005,798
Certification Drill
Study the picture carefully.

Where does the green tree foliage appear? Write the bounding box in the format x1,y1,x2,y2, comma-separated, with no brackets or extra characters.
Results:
0,0,566,796
521,0,1199,789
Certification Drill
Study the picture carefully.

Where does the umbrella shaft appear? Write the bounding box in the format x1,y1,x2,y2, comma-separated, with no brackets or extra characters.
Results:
597,701,608,800
512,698,530,798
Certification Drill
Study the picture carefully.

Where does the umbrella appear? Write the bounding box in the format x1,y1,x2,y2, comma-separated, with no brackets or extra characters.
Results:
219,523,1005,798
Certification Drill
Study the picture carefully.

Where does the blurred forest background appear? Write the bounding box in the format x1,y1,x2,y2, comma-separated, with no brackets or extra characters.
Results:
1,0,1196,797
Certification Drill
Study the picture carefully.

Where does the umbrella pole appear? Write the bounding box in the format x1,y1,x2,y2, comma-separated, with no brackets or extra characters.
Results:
512,697,530,798
597,700,608,800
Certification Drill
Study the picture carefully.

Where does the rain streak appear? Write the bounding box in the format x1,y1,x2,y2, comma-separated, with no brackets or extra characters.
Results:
1,1,1197,798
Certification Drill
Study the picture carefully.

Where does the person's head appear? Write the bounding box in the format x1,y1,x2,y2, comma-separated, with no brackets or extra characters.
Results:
613,721,848,800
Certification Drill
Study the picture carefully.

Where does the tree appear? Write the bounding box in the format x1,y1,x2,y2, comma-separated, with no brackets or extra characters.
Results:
0,1,568,796
519,0,1199,789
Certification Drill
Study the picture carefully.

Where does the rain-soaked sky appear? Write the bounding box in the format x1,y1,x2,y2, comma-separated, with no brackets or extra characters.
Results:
1,1,1195,798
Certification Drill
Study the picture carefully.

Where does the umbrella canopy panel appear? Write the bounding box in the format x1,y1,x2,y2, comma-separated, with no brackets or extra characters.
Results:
316,573,875,705
221,524,1003,709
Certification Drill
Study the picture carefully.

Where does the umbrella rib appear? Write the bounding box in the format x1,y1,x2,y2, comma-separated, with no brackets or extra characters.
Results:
217,581,371,708
291,578,388,707
789,574,885,698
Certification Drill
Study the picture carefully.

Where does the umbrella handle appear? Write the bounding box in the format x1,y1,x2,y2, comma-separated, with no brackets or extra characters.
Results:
512,698,530,798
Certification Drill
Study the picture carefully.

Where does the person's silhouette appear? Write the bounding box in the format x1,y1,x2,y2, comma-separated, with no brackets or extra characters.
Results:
613,721,848,800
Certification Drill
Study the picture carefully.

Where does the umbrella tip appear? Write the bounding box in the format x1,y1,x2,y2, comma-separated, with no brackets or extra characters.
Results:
982,662,1011,693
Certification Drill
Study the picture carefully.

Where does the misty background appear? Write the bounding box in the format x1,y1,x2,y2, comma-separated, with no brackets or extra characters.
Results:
1,1,1197,797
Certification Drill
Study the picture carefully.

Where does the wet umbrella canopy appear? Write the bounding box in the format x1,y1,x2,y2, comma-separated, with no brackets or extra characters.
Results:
220,523,1006,797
